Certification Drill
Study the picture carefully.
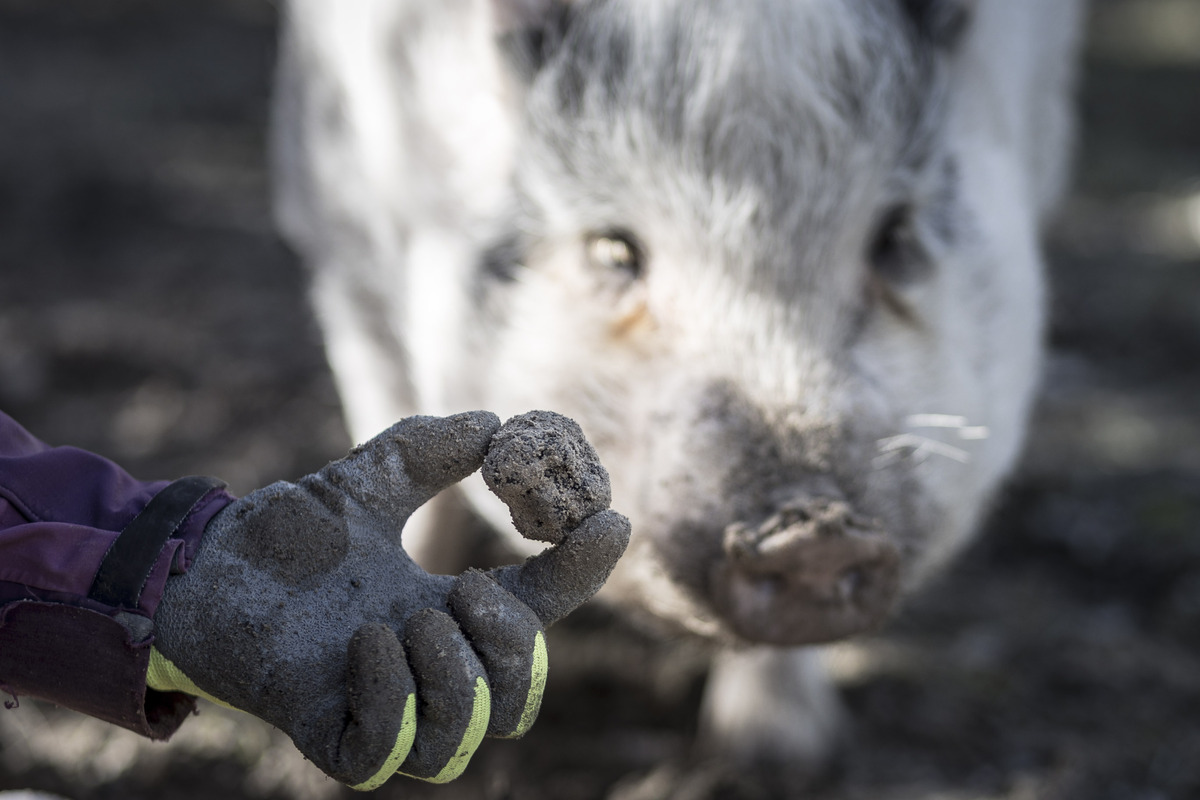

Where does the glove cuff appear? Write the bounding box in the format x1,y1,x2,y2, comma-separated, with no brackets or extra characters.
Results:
146,647,239,711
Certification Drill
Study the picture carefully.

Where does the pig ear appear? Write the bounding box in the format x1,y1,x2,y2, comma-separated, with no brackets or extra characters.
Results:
899,0,975,49
491,0,575,78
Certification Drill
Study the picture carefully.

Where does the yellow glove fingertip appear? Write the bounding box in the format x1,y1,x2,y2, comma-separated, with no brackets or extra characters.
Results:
350,692,417,792
502,630,548,739
409,676,491,785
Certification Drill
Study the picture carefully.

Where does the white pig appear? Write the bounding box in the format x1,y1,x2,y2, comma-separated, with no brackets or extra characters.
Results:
272,0,1084,773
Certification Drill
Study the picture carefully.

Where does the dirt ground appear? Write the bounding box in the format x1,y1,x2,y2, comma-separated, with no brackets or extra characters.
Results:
1,1,1199,798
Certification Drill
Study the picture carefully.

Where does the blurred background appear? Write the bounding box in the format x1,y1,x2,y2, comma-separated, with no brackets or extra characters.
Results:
0,1,1197,798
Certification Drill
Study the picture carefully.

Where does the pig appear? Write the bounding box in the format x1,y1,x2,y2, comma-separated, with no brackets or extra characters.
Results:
271,0,1084,776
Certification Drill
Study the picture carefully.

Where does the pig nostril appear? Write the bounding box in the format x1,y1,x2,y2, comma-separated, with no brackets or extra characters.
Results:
728,573,785,617
837,567,866,604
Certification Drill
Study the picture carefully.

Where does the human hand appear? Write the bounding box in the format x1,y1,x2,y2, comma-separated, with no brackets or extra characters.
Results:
148,411,630,789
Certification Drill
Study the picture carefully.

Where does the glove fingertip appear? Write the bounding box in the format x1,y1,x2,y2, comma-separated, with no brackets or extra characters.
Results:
349,693,417,792
389,412,501,494
399,611,492,782
493,509,632,626
408,675,491,784
448,571,546,737
504,630,548,739
339,623,417,789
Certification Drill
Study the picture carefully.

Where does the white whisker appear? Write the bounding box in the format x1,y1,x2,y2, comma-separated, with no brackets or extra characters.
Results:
875,433,972,466
906,414,968,429
874,411,991,468
904,414,990,441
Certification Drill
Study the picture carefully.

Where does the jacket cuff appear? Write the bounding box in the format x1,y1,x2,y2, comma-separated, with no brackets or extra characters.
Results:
1,477,234,740
0,601,195,739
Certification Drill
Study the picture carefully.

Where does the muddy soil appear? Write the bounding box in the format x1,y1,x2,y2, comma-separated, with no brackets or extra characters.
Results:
1,1,1198,799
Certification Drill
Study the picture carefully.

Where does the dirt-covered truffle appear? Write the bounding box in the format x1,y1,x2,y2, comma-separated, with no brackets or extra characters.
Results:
483,411,612,544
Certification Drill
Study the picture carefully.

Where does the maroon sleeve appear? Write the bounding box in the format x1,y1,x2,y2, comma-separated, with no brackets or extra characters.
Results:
0,410,235,739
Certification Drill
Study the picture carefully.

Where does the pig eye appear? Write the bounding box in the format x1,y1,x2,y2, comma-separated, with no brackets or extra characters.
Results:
867,206,930,286
585,231,644,279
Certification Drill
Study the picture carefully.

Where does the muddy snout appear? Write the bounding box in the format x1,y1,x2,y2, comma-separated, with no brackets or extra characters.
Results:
712,497,901,646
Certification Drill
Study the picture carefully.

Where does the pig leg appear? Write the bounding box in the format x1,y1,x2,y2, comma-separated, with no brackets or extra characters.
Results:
699,646,845,770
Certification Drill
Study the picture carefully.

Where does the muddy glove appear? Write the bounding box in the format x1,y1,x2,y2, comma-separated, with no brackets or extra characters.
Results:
147,411,629,790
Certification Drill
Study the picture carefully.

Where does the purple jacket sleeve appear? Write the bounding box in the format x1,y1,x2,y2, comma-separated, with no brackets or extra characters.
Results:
0,410,234,739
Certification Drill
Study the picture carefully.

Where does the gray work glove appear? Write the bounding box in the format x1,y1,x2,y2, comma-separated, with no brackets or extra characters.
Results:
147,411,629,790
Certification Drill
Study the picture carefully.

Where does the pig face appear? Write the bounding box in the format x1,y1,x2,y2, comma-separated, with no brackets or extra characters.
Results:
445,0,1045,646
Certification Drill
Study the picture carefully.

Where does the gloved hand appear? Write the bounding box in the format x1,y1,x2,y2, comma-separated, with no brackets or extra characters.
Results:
147,411,630,790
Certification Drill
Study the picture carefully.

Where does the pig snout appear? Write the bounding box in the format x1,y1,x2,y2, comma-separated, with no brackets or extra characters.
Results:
711,496,901,646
